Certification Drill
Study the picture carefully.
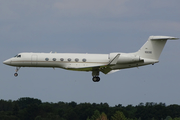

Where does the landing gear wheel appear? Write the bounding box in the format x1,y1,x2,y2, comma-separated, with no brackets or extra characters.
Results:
92,70,100,82
92,77,100,82
14,67,20,77
14,73,18,77
92,77,96,82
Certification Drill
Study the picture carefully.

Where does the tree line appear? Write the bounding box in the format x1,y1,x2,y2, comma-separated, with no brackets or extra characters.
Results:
0,97,180,120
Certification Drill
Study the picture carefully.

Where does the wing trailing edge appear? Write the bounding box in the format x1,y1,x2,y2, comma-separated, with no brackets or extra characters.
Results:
100,54,120,74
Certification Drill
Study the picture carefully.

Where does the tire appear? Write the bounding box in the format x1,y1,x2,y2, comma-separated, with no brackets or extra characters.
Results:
14,73,18,77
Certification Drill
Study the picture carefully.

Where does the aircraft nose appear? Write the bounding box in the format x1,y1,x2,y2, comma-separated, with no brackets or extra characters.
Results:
3,59,11,65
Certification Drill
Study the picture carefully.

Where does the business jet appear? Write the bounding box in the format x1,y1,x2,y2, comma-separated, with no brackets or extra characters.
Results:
3,36,179,82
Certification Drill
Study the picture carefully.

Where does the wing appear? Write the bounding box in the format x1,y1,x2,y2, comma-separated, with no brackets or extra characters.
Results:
99,54,120,74
66,54,120,74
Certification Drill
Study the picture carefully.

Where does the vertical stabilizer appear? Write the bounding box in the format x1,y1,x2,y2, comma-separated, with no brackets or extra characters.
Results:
136,36,179,60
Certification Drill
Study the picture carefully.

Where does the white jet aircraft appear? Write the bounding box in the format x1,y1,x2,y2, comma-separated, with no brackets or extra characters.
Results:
3,36,179,82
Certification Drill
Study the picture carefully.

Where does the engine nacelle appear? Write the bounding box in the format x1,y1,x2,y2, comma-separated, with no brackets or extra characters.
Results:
109,53,141,64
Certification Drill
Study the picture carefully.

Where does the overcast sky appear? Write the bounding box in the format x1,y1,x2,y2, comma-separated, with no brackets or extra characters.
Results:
1,0,180,106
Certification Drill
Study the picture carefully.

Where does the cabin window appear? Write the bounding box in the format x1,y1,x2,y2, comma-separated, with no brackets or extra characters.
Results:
68,58,71,62
53,58,56,61
45,58,49,61
60,58,64,61
75,58,79,62
82,58,86,62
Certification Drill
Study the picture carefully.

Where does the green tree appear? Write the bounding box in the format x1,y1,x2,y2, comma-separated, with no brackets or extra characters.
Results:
35,116,42,120
98,112,108,120
165,116,172,120
90,110,101,120
88,111,108,120
167,104,180,118
111,111,127,120
65,109,78,120
75,103,94,120
16,97,42,113
174,118,180,120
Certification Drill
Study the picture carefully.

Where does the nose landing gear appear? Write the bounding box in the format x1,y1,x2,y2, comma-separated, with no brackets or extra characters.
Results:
14,67,20,77
14,73,18,77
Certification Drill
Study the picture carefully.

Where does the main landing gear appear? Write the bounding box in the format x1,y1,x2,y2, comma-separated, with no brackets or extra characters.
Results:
92,76,100,82
14,67,20,77
92,70,100,82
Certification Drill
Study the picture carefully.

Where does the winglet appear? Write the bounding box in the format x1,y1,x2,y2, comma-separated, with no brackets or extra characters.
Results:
108,54,120,65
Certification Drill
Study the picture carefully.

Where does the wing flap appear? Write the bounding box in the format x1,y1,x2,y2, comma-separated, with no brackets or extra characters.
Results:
66,53,120,74
100,54,120,74
100,67,112,74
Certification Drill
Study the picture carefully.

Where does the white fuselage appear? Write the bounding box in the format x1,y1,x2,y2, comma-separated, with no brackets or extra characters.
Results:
3,52,157,71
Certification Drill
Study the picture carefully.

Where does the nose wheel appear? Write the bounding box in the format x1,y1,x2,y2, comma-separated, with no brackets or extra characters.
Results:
14,73,18,77
14,67,20,77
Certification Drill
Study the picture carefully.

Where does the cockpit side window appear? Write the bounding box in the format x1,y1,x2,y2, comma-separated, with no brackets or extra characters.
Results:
14,55,21,58
17,55,21,58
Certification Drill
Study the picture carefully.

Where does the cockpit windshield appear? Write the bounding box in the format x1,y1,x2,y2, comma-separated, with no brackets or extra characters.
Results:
14,55,18,57
14,54,21,58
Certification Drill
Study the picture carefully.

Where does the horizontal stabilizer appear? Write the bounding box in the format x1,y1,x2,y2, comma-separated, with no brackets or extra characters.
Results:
150,36,179,40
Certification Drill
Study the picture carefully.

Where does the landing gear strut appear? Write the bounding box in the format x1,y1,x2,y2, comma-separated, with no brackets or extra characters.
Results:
92,70,100,82
14,67,20,77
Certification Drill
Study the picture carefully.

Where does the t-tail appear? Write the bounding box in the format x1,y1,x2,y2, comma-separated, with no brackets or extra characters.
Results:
136,36,179,61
